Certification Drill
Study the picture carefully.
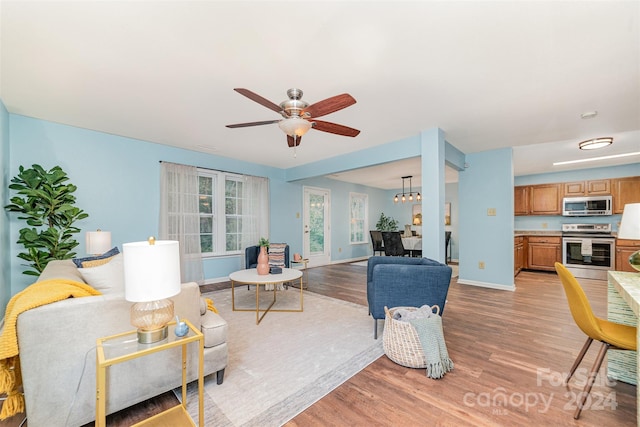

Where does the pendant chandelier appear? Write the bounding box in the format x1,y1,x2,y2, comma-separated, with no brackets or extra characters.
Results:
393,175,421,203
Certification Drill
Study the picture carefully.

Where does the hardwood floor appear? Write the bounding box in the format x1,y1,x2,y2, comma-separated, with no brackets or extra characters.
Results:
2,263,636,426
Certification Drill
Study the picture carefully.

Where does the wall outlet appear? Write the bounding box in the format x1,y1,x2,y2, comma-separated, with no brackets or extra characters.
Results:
296,212,300,219
487,208,496,216
339,247,342,252
478,261,485,269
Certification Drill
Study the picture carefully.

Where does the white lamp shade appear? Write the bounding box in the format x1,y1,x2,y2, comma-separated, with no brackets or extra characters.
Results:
278,117,312,137
123,240,181,302
618,203,640,240
86,230,112,255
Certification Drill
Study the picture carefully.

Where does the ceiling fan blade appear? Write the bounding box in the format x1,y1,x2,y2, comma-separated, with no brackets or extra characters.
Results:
233,88,282,113
303,93,356,118
287,135,302,147
226,119,280,128
312,120,360,137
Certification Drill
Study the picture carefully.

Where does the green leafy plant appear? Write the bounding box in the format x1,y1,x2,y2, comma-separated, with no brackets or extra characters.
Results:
4,164,89,276
375,212,399,231
258,237,270,248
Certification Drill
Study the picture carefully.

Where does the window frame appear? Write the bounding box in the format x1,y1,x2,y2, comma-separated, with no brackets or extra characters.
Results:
198,169,246,258
349,192,369,245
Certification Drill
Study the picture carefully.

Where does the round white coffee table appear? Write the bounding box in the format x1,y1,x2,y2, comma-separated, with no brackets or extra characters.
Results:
229,268,303,325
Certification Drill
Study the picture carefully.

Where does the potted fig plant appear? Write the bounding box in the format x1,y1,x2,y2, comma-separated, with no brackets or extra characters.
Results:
4,164,89,276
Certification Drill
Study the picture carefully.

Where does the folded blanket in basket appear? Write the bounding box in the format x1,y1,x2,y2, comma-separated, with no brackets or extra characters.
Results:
393,304,435,321
408,315,454,379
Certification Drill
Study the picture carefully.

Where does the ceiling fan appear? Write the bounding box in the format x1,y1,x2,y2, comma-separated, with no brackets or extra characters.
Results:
226,88,360,147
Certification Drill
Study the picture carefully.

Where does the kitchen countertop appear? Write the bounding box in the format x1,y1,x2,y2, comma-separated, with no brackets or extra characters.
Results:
514,230,562,237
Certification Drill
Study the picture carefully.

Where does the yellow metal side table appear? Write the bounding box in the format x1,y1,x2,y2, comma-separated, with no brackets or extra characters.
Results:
96,319,204,426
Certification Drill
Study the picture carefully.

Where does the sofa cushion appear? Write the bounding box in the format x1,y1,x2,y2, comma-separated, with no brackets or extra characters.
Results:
72,246,120,268
78,253,125,295
201,310,228,348
37,259,85,283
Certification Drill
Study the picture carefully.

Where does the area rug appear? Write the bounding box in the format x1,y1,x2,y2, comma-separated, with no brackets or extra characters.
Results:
177,287,384,426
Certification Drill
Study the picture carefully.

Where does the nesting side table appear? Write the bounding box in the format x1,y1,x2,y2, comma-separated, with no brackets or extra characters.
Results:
290,258,309,289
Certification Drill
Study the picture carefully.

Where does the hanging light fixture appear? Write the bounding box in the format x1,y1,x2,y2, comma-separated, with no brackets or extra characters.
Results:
579,137,613,150
393,176,422,204
278,117,312,137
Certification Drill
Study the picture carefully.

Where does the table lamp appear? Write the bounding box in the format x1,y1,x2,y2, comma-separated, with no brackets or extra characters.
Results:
86,229,112,255
618,203,640,272
123,237,181,343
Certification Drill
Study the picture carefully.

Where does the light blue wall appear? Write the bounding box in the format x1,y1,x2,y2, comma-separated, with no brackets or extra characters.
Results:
293,176,389,261
514,163,640,232
458,148,515,290
0,100,10,317
6,115,391,295
7,115,285,292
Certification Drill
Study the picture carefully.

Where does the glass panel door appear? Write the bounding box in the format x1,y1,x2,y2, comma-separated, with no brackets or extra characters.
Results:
303,187,331,267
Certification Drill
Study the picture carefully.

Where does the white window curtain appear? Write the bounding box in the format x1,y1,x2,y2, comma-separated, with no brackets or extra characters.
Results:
159,162,204,285
240,175,270,267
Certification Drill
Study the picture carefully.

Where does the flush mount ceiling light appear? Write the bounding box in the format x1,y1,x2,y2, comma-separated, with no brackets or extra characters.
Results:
578,137,613,150
393,175,421,204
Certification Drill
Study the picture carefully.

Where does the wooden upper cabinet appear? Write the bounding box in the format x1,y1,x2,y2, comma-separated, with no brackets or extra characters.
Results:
529,184,562,215
514,186,529,216
563,179,610,197
612,176,640,214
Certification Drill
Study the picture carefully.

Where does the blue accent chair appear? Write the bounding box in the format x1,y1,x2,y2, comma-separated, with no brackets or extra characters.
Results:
367,256,452,339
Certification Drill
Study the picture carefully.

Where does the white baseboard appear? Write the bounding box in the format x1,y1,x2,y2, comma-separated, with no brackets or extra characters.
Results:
456,278,516,291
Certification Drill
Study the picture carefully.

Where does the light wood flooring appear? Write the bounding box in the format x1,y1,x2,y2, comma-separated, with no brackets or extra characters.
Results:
2,263,636,426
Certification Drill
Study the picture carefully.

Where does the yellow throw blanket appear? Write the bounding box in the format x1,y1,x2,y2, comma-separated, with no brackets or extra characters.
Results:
0,279,101,420
205,297,218,314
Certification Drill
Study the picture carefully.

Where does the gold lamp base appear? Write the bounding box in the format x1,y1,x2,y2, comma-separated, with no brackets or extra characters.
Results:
130,298,174,344
137,326,169,344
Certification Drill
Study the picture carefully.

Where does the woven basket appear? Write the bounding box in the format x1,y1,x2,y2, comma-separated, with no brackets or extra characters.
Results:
382,305,440,369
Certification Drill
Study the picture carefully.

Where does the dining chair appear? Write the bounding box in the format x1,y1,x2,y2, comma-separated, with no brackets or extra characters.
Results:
381,232,410,257
369,230,384,256
554,262,637,419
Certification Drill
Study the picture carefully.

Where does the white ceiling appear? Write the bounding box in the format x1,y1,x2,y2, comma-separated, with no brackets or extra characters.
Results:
1,1,638,190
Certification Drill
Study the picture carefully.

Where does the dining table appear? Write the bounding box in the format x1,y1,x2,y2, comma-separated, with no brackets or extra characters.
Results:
401,236,422,252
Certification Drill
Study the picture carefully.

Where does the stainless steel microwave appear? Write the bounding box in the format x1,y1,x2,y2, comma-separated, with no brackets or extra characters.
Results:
562,195,612,216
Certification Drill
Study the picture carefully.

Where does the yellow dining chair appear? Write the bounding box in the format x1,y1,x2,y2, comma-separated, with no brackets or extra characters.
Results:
554,262,637,419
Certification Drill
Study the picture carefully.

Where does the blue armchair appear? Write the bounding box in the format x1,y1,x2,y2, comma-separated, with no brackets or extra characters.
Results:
367,256,452,339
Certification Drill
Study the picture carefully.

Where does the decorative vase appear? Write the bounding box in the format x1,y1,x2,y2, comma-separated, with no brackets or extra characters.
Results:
257,246,270,275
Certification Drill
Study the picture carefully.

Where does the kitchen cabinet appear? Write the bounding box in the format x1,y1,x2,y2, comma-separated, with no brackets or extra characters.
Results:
527,236,562,271
529,184,562,215
616,239,640,272
514,236,525,276
612,176,640,214
564,179,611,197
514,184,562,216
514,186,529,216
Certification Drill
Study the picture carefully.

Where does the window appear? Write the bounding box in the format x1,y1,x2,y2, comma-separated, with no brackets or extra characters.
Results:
198,169,268,256
349,192,368,244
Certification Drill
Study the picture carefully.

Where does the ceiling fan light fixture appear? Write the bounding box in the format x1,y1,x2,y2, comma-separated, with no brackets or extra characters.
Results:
278,117,312,137
579,137,613,150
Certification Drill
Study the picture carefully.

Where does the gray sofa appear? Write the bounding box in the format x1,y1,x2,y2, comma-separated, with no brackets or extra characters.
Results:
15,257,228,426
367,256,452,339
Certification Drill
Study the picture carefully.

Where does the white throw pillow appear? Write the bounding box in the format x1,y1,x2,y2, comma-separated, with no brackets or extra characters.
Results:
79,253,125,295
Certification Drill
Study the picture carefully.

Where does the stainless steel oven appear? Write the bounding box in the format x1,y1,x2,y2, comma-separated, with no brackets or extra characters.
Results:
562,223,615,280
